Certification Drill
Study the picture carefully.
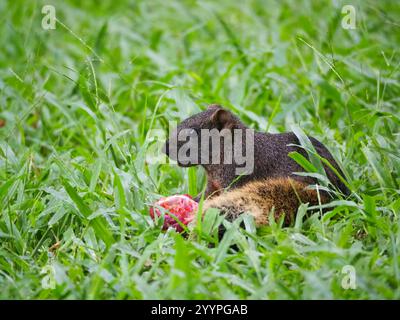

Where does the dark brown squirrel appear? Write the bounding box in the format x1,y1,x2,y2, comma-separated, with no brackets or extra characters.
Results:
163,104,348,226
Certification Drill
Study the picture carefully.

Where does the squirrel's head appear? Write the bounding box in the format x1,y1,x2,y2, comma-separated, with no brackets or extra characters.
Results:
163,104,246,167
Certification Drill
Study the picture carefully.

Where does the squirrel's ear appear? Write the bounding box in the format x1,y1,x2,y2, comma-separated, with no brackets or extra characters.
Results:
211,108,235,129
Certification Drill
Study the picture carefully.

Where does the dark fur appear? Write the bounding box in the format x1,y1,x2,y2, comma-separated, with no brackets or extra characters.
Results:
164,104,349,200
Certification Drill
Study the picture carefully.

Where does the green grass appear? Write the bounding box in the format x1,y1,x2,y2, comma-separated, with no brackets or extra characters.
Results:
0,0,399,299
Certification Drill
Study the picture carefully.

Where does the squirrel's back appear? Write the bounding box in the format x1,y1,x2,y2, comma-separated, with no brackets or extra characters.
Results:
203,177,328,227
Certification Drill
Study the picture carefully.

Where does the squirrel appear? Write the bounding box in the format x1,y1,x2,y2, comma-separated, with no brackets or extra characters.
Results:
163,104,348,226
202,177,328,227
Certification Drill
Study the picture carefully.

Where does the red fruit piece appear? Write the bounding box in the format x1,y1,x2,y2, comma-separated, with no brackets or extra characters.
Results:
150,195,198,232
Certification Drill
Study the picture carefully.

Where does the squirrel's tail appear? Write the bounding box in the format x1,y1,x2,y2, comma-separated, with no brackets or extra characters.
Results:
202,178,328,227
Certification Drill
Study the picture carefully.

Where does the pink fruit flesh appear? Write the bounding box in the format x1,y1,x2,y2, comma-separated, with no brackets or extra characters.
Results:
150,194,198,232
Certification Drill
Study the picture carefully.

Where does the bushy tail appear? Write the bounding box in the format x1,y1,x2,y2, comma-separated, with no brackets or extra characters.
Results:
203,178,328,227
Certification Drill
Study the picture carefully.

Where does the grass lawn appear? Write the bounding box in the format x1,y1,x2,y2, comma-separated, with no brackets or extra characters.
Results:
0,0,399,299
